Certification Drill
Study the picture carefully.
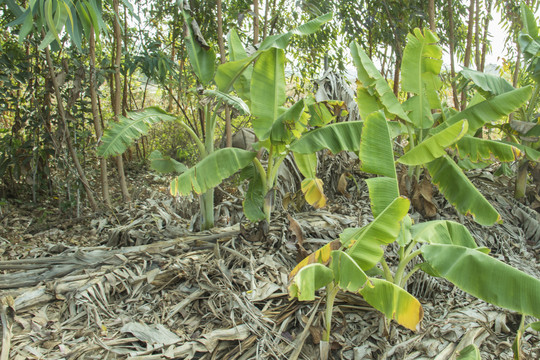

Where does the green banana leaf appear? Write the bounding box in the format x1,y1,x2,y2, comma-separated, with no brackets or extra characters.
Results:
270,99,306,143
364,177,400,218
226,29,252,100
203,89,250,115
215,53,259,94
149,150,187,174
289,121,364,154
426,155,500,226
289,239,341,279
181,8,215,85
401,28,442,124
170,148,256,196
460,68,515,97
341,197,410,270
398,120,468,166
294,152,318,179
259,12,332,51
441,86,532,135
288,263,334,301
411,220,478,248
243,173,266,222
98,107,176,157
500,141,540,161
455,136,522,163
330,250,368,293
360,111,396,178
251,48,286,140
422,244,540,318
528,321,540,331
360,278,423,331
350,42,410,122
457,345,481,360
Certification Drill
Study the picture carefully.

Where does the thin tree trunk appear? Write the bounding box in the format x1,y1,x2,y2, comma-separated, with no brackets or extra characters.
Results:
480,0,492,71
44,46,98,211
448,0,460,109
90,29,111,207
113,0,131,202
217,0,232,147
474,0,481,69
262,0,270,41
461,0,476,110
428,0,436,31
253,0,260,45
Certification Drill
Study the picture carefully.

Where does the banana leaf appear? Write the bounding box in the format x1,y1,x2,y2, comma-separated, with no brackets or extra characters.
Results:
455,136,522,163
203,89,250,115
426,156,500,226
301,178,327,209
294,152,318,179
226,29,252,100
98,107,177,157
411,220,478,248
170,148,256,196
460,68,515,97
422,244,540,318
350,41,410,122
341,197,410,270
398,120,468,166
149,150,187,174
441,86,532,135
259,12,332,51
360,278,423,331
288,263,334,301
181,8,215,86
500,141,540,161
360,111,396,178
330,250,368,293
402,94,434,129
289,121,364,154
215,53,259,94
270,99,306,143
251,48,286,140
364,177,400,218
289,239,341,279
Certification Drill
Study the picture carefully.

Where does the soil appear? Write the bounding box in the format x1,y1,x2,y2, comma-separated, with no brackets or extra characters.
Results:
0,166,539,359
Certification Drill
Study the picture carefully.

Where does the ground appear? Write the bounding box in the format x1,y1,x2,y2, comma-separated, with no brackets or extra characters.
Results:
0,165,539,359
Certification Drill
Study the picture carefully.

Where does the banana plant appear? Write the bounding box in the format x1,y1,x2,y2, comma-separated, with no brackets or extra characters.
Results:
351,28,531,226
98,3,332,229
288,112,540,359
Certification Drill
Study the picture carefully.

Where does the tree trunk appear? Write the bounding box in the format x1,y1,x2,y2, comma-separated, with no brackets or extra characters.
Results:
113,0,131,202
44,46,98,212
480,0,493,72
428,0,436,32
253,0,260,45
263,0,270,41
447,0,460,109
474,0,481,69
217,0,232,148
461,0,476,110
90,29,111,207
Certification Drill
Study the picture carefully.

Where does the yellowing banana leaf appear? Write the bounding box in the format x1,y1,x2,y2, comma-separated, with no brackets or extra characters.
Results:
270,99,306,143
364,177,400,218
457,345,481,360
289,239,341,279
342,197,410,270
442,86,533,135
426,156,500,226
170,148,256,196
360,278,423,331
290,121,364,154
422,244,540,318
294,152,317,178
360,111,396,178
398,120,468,166
500,141,540,161
301,178,327,209
330,250,368,293
456,136,522,162
251,48,286,140
411,220,477,248
288,263,334,301
350,41,410,122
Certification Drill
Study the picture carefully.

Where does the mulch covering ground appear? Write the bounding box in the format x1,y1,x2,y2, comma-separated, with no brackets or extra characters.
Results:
0,168,539,359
